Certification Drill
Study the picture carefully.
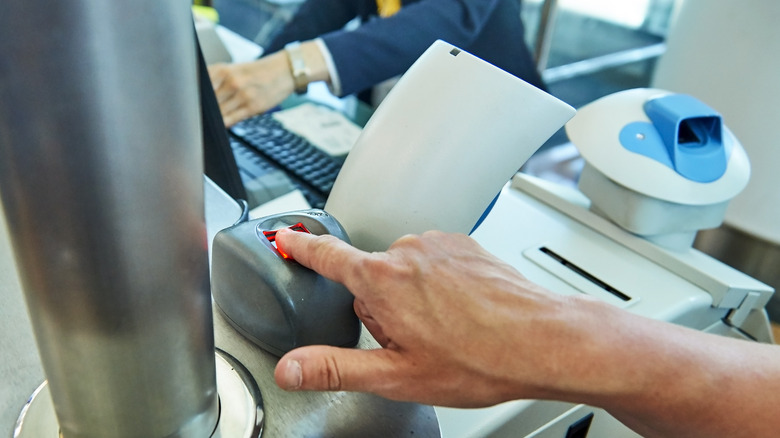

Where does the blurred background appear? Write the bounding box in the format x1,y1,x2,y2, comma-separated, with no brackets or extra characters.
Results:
204,0,780,338
207,0,674,174
210,0,673,118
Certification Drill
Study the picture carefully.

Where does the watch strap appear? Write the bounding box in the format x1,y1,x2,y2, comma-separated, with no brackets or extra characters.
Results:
284,42,310,95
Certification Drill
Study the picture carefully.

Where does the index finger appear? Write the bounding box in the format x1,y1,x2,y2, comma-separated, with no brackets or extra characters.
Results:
275,228,369,292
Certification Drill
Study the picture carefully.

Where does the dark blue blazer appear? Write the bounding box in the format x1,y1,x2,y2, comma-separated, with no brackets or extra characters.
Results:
265,0,545,96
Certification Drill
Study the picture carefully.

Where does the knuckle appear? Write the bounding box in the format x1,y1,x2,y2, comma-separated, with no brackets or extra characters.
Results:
223,74,240,89
319,355,343,391
353,256,390,279
392,233,421,247
353,255,379,273
362,254,414,285
421,229,445,238
302,235,353,282
236,88,253,102
309,234,340,260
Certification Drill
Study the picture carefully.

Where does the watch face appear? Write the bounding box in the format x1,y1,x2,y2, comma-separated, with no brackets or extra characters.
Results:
285,43,310,94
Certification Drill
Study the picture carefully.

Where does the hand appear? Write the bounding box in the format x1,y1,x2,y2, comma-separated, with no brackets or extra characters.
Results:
208,41,330,127
208,53,294,127
272,229,594,407
272,229,780,437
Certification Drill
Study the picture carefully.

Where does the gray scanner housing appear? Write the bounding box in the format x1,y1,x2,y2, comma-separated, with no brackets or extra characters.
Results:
211,209,361,356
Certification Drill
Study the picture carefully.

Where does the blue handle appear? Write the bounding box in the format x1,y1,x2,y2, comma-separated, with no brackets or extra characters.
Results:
620,94,727,183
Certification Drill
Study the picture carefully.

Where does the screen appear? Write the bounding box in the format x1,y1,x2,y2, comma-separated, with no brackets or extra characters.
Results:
195,32,247,202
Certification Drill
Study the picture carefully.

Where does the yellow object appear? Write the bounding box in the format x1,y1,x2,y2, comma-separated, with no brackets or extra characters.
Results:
192,5,219,23
376,0,401,17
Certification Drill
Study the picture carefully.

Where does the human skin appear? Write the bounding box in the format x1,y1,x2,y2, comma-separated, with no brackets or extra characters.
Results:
208,40,328,126
273,229,780,438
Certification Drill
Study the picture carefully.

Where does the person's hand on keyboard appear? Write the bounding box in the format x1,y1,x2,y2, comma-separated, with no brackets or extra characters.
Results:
209,41,330,127
208,54,292,127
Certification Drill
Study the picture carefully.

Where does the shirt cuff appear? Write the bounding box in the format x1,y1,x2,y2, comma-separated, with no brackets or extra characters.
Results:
314,38,343,97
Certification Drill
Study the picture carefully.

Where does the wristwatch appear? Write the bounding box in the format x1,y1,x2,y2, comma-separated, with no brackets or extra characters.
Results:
284,41,310,95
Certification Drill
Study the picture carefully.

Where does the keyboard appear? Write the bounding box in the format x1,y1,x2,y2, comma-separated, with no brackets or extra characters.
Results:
229,113,346,209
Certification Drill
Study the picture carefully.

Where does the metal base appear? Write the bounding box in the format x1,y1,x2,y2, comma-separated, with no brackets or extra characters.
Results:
14,349,263,438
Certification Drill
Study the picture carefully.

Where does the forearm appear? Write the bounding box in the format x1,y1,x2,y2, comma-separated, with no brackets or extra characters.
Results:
535,296,780,438
292,40,331,85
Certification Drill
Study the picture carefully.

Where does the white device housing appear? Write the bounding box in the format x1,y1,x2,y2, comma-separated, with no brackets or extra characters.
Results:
436,173,773,437
325,40,575,252
652,0,780,245
566,88,750,250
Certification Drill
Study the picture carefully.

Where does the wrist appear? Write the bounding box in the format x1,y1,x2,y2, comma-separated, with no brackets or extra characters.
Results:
283,40,330,94
511,295,650,401
538,297,719,410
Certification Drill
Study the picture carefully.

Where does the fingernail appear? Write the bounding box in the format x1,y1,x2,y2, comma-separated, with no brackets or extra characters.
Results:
283,360,302,390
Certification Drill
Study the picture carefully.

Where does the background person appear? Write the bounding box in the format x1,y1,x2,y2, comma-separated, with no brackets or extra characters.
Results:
209,0,545,126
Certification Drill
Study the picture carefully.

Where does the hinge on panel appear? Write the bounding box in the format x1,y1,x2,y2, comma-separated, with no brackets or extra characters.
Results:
726,291,765,328
722,290,777,343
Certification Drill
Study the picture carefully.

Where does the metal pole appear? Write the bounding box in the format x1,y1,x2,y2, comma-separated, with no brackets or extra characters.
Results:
534,0,559,72
0,2,218,437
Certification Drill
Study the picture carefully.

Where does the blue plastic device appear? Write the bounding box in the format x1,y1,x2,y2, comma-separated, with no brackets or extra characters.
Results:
619,94,727,183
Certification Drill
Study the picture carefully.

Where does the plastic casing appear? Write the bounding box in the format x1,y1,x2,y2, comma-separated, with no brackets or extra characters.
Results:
567,88,750,206
567,89,751,248
211,209,361,357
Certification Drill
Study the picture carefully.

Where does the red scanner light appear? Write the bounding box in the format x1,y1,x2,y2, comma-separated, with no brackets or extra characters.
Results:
263,223,311,259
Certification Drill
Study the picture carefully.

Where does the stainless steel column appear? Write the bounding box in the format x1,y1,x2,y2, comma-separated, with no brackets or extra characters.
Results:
0,2,218,437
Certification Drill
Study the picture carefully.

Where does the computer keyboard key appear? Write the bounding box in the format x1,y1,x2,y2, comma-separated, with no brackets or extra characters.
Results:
229,112,346,209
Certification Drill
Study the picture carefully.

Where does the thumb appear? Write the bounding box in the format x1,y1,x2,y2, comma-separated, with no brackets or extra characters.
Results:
275,345,400,393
